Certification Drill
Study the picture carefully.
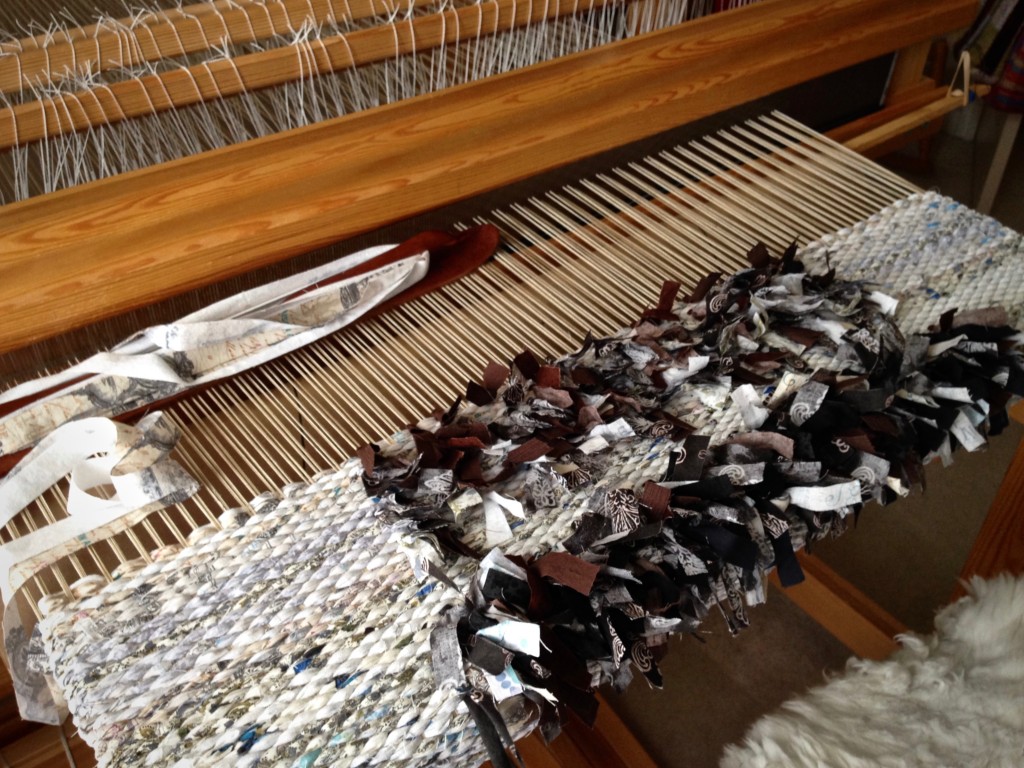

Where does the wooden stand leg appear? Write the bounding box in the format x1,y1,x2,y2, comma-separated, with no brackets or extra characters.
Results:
954,432,1024,595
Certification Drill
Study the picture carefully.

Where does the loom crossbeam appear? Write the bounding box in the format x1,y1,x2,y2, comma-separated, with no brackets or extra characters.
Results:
0,0,975,355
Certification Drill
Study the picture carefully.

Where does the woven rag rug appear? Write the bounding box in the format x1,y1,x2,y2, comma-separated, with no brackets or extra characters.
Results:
25,191,1024,767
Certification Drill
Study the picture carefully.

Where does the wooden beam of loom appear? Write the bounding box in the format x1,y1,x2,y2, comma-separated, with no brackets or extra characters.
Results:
953,403,1024,595
0,0,975,356
0,0,439,95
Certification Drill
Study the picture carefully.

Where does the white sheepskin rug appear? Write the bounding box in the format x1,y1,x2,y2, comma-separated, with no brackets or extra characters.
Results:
721,574,1024,768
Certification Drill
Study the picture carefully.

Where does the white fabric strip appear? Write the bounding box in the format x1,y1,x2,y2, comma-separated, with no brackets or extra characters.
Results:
0,413,198,605
0,412,198,725
0,245,428,456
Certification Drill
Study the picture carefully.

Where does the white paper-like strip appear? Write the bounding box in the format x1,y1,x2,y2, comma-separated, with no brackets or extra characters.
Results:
662,354,710,388
478,620,541,657
589,418,635,442
767,371,810,408
577,435,610,454
483,494,515,548
951,410,986,452
932,386,974,403
732,384,769,429
0,244,396,404
0,245,428,456
0,412,197,725
480,548,529,583
866,290,899,315
788,481,862,513
483,491,524,519
0,413,197,604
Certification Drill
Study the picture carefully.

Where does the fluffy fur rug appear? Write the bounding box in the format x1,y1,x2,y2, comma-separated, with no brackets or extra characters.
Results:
721,574,1024,767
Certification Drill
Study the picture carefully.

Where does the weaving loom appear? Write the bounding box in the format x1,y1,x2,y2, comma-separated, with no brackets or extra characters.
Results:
4,0,1024,765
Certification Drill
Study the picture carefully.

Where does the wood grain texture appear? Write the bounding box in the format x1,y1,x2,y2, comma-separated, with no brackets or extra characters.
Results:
0,653,40,752
956,435,1024,591
0,720,95,768
0,0,974,355
771,552,905,661
449,693,658,768
588,692,659,768
1010,399,1024,425
513,733,567,768
518,692,658,768
885,39,932,103
843,89,973,155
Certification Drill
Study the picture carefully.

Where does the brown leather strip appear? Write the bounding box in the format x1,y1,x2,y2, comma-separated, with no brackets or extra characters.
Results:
513,350,541,380
640,480,671,519
361,225,500,322
774,324,824,348
685,271,720,303
534,551,601,595
482,362,511,393
506,438,551,465
465,380,495,406
746,242,771,269
536,365,561,388
355,444,377,475
449,436,489,450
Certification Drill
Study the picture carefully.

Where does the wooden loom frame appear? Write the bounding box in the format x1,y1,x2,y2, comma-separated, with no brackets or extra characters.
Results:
5,0,1022,765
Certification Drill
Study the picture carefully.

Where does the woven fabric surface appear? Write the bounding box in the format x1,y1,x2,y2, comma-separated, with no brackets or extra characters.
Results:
33,191,1024,768
802,192,1024,333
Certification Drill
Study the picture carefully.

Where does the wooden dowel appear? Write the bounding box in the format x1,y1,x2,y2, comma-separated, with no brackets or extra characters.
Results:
0,0,618,149
0,0,438,95
843,86,989,155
